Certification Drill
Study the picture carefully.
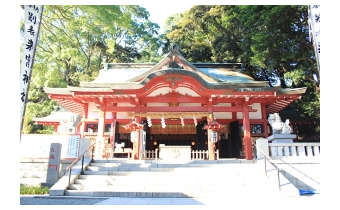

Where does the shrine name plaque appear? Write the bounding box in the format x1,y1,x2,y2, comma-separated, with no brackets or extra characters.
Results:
158,145,191,161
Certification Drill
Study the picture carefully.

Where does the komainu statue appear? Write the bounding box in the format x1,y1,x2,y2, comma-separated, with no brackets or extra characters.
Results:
268,113,292,134
57,113,81,134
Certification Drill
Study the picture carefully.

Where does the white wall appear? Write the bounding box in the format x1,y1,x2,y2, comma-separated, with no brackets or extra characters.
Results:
237,103,262,119
147,87,201,97
214,112,232,119
147,87,172,96
20,134,85,159
87,102,113,119
176,87,200,96
147,103,168,107
87,102,98,119
117,112,131,119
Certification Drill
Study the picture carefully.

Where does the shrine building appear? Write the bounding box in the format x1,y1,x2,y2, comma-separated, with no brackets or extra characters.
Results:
42,46,306,160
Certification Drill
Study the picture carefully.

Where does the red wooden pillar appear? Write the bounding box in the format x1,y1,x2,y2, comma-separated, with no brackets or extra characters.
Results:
110,105,117,145
133,116,141,160
98,109,106,137
243,104,252,160
81,103,88,139
261,103,268,138
54,125,58,133
207,115,215,160
231,103,237,120
94,107,106,159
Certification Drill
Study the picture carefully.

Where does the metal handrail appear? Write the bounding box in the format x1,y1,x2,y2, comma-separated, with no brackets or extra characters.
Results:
253,143,281,191
278,158,320,185
66,143,96,188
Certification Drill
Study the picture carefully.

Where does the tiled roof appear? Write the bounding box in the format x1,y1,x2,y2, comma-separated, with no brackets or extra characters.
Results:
79,48,260,88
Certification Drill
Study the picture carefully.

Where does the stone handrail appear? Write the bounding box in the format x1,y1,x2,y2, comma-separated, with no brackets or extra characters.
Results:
268,143,320,157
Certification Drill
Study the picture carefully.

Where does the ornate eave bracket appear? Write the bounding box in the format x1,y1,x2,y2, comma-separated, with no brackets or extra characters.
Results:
123,118,144,131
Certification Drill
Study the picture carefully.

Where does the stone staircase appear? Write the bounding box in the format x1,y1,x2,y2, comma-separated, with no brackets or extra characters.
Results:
61,159,294,198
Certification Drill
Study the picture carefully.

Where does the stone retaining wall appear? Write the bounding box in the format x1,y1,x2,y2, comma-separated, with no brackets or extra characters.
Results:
20,158,73,187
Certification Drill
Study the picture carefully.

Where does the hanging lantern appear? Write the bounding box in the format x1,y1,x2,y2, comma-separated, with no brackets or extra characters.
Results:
130,130,138,143
161,116,166,128
193,116,197,126
180,117,185,126
211,131,218,143
147,116,152,127
203,118,224,143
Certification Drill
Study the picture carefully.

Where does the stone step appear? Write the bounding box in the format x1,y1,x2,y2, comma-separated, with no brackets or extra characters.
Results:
90,159,256,164
88,162,257,168
84,166,260,172
64,188,280,198
81,171,267,179
64,159,282,199
75,179,269,186
77,174,269,183
68,184,83,190
71,184,277,192
84,166,260,174
72,182,277,192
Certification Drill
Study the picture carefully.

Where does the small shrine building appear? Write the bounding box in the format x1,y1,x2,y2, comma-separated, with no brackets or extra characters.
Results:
43,47,306,160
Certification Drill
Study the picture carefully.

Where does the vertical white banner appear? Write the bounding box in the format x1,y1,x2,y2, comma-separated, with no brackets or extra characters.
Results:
308,5,320,73
20,5,44,132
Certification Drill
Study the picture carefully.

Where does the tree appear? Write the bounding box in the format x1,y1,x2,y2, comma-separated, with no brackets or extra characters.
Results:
164,5,320,134
21,5,161,133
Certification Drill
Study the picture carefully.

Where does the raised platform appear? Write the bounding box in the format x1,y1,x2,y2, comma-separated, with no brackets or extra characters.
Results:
158,145,191,161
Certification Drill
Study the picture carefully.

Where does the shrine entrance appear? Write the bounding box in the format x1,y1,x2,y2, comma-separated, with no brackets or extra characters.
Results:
43,47,307,161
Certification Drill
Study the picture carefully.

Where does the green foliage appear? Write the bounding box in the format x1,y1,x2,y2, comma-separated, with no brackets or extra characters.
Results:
21,5,320,138
20,184,49,195
165,6,319,115
21,5,161,134
164,5,320,136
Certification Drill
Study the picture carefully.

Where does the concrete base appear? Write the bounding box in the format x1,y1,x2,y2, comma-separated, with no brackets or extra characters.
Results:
268,134,296,142
268,134,296,156
256,138,269,159
159,145,191,161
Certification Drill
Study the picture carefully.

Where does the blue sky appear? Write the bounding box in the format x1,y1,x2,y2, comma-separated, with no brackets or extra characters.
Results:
138,3,194,34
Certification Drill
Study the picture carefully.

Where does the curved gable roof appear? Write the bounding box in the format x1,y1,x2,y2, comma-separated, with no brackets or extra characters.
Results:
80,46,263,88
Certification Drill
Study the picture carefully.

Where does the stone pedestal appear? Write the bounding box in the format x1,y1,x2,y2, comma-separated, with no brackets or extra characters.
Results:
45,143,62,188
268,134,296,156
256,138,269,159
95,137,105,159
159,145,191,161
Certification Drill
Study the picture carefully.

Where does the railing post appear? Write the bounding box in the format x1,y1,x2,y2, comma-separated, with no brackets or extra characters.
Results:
68,168,72,188
156,149,158,160
216,149,219,160
277,167,281,191
264,156,267,175
91,146,94,161
81,155,84,174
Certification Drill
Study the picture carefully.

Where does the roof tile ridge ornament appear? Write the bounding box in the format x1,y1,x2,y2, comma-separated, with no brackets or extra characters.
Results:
123,117,144,131
126,44,202,82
